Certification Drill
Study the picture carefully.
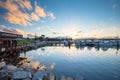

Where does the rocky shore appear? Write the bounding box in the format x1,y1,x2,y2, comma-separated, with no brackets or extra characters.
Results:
0,58,83,80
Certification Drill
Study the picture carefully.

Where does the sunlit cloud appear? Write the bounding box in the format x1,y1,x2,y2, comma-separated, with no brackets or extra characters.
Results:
44,26,60,35
27,32,35,38
48,12,56,20
88,25,120,38
0,25,34,37
0,0,18,13
31,12,40,21
0,0,32,26
16,0,32,10
5,11,32,26
0,25,25,35
52,32,57,34
77,30,82,33
35,2,46,18
0,0,55,26
60,23,82,38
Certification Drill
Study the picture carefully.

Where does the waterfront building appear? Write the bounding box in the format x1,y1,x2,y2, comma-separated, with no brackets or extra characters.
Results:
0,32,23,51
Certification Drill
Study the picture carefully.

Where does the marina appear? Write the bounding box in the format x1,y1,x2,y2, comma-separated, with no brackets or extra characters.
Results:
0,0,120,80
0,40,120,80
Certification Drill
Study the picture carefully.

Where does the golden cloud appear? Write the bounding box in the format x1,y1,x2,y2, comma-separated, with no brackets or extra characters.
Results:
16,0,32,10
0,25,34,37
5,11,32,26
0,0,32,26
88,26,120,38
0,0,19,13
35,5,46,17
31,12,40,21
0,0,54,26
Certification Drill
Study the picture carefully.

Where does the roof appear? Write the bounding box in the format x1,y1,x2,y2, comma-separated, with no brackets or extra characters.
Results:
0,32,23,38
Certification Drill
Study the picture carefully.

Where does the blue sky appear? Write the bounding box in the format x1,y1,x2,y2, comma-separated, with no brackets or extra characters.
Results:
0,0,120,38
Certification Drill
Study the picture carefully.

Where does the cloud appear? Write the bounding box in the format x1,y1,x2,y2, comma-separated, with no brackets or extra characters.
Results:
0,0,19,13
60,23,81,38
16,0,32,10
31,12,40,21
48,12,56,20
5,11,32,26
0,0,55,26
37,27,41,30
0,0,32,26
112,4,117,9
27,32,35,38
49,63,55,69
35,4,46,17
0,25,25,36
0,25,34,37
89,25,120,38
77,30,82,33
45,26,62,35
52,32,57,34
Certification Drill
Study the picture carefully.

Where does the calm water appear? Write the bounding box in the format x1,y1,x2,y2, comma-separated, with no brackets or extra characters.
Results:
21,45,120,80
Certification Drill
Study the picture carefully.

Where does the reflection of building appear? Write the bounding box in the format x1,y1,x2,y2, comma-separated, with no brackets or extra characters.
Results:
0,32,23,51
0,49,28,66
0,50,20,65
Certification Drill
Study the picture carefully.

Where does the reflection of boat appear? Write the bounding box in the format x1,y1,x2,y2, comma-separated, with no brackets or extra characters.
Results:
86,40,94,46
75,45,80,49
94,46,100,51
101,47,109,51
75,40,80,46
41,48,45,51
62,40,68,46
80,40,86,46
87,46,93,50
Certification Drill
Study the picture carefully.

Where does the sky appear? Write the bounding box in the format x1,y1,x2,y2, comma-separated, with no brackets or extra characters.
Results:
0,0,120,38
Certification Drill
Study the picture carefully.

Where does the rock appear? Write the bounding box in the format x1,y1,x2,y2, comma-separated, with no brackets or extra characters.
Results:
60,76,66,80
0,61,6,69
32,70,45,80
0,72,8,79
48,73,56,80
11,71,32,80
3,65,17,70
24,67,37,76
66,77,74,80
60,76,74,80
0,70,12,80
2,65,18,74
78,77,85,80
24,67,33,72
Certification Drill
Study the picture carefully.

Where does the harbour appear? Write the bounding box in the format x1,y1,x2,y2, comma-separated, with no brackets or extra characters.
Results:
0,0,120,80
0,39,120,80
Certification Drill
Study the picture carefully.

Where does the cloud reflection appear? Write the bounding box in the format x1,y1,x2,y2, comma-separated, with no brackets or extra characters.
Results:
30,61,40,69
49,63,56,70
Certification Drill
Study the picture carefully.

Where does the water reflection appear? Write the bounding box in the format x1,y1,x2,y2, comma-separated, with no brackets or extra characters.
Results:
0,50,21,65
49,43,120,53
0,43,120,80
